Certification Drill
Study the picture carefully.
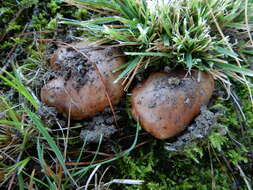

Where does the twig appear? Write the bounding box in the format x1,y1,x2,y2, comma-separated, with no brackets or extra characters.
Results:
118,132,148,141
103,179,144,186
67,150,114,158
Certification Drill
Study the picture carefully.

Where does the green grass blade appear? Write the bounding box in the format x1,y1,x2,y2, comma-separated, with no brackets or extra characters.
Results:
27,109,78,187
0,97,19,122
22,171,50,189
114,56,141,83
212,62,253,77
28,110,65,163
240,49,253,55
0,70,39,109
185,53,193,70
215,46,239,59
5,157,31,175
76,135,103,182
104,25,130,41
18,173,25,190
0,120,28,127
36,139,58,189
72,122,140,177
17,158,31,175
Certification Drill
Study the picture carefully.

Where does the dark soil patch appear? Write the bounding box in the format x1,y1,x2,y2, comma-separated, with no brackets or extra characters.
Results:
51,46,95,91
80,107,120,144
36,104,67,126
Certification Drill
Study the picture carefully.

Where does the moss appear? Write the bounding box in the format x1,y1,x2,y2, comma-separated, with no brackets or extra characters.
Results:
113,83,253,189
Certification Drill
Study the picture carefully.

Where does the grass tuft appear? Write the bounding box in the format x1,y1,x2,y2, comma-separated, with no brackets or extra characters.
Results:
63,0,253,89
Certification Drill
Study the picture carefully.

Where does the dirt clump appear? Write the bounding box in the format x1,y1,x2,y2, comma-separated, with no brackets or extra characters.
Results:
36,104,67,127
80,107,119,144
51,46,93,91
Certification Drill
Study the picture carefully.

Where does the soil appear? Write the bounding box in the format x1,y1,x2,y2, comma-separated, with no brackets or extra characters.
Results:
38,102,121,144
51,46,95,91
36,104,67,127
141,74,198,109
80,107,119,143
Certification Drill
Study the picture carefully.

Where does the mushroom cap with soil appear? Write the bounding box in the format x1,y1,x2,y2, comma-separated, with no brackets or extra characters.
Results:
131,69,214,139
41,42,125,120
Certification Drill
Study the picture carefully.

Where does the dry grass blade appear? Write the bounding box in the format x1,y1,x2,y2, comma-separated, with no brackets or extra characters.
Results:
76,164,101,190
205,0,253,108
28,169,35,190
245,0,253,45
65,0,119,15
103,179,144,187
236,164,252,190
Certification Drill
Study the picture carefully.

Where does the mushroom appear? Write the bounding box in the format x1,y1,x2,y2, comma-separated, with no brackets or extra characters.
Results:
41,41,125,120
131,69,214,139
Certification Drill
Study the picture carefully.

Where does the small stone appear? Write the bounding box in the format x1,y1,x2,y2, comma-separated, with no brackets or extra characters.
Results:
184,98,190,104
168,77,181,86
148,102,156,108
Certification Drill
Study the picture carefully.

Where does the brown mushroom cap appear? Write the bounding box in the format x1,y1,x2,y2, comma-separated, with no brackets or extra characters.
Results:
41,42,125,120
131,70,214,139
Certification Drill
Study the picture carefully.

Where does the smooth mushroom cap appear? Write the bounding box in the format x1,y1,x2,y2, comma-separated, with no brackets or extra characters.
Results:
131,70,214,139
41,43,125,120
